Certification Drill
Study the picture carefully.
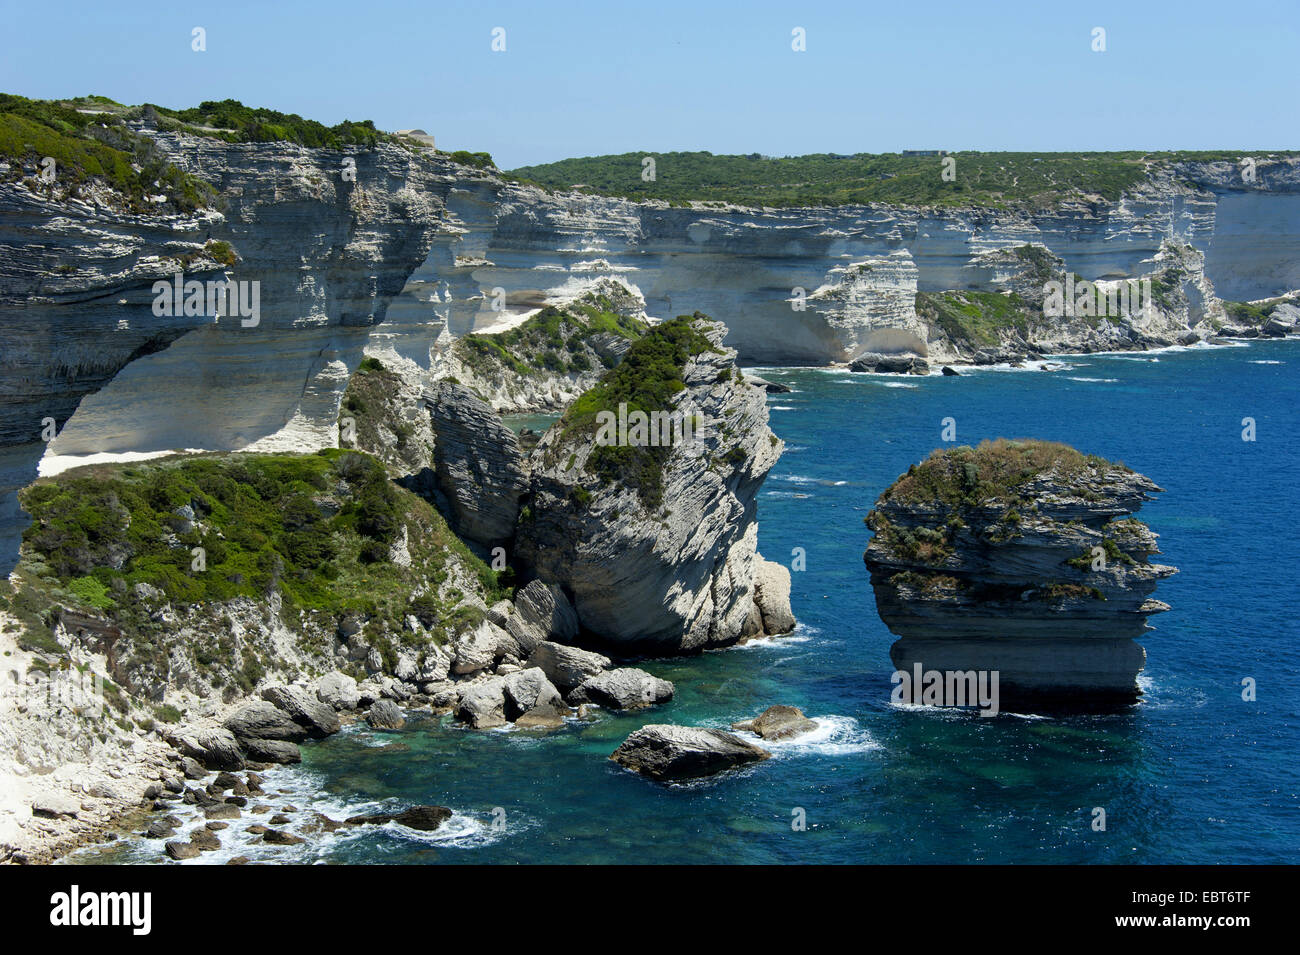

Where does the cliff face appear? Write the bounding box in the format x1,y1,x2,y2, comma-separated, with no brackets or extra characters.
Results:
426,380,529,550
863,440,1176,705
3,127,1299,573
514,315,790,652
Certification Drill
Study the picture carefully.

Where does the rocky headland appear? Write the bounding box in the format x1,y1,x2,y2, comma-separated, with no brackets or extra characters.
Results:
515,313,793,652
863,439,1177,707
0,303,794,860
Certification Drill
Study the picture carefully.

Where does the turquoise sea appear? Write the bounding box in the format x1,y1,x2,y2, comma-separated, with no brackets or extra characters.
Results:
80,339,1300,864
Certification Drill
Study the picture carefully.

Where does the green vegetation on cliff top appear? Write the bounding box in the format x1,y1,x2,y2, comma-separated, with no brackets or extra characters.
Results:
877,439,1124,510
556,313,722,508
509,149,1278,210
150,98,385,148
0,93,214,212
456,293,647,378
0,93,498,212
916,289,1033,347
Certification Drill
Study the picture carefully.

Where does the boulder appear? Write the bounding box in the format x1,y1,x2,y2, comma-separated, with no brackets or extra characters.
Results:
455,678,507,729
417,646,452,683
513,580,579,644
262,829,304,846
315,671,361,711
189,828,221,851
170,727,246,771
610,725,771,781
261,684,341,738
144,818,176,839
502,668,568,721
212,771,242,791
731,704,818,741
356,679,386,707
527,641,611,692
224,700,307,744
345,805,452,831
165,840,201,860
568,668,674,710
488,600,546,655
452,619,513,675
366,698,406,730
392,806,452,831
239,738,302,765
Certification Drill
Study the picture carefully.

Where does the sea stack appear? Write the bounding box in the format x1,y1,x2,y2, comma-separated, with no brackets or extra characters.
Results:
515,313,792,652
863,439,1176,707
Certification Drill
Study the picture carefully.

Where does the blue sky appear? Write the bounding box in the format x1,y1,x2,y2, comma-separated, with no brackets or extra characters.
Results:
1,0,1295,169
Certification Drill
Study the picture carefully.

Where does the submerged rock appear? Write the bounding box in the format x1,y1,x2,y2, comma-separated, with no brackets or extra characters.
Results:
862,439,1177,706
610,725,771,782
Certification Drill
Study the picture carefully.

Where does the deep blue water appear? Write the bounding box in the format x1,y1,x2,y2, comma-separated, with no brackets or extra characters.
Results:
82,340,1300,864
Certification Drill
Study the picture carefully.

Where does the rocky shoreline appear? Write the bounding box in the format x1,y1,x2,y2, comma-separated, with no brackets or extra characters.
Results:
0,311,796,863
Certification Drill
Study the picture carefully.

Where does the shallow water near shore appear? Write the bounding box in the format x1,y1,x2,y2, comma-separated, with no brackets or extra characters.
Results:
74,339,1300,864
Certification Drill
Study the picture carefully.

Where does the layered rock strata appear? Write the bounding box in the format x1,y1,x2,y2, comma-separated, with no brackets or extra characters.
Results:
4,128,1300,573
514,315,793,652
425,380,529,549
863,439,1176,705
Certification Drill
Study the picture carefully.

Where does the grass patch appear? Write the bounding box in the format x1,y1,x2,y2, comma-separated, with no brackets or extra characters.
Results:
916,289,1031,347
16,450,506,633
454,294,647,379
876,439,1122,510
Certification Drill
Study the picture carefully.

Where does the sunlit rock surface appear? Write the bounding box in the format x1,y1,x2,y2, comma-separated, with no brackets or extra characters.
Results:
863,440,1177,706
